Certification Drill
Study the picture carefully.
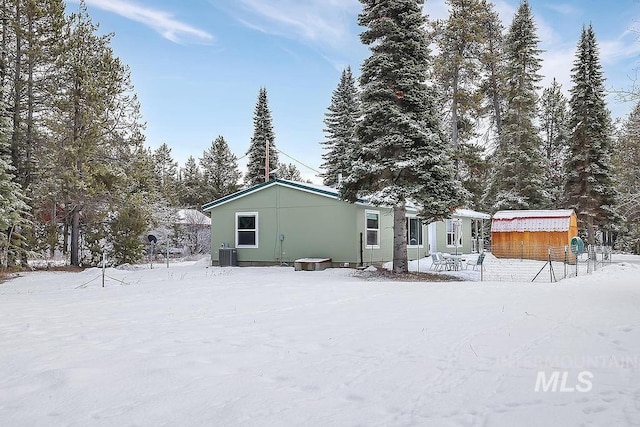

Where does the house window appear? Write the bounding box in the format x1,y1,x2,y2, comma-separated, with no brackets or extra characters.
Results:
406,216,423,247
446,219,462,247
365,210,380,248
236,212,258,248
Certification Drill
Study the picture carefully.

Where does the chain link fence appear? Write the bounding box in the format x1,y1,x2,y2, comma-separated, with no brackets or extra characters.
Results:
480,243,613,283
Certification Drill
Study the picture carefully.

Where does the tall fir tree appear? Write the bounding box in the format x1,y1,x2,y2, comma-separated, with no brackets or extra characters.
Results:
565,24,618,244
343,0,462,273
613,103,640,253
245,87,278,187
321,66,361,187
483,0,549,211
540,78,569,208
200,135,241,200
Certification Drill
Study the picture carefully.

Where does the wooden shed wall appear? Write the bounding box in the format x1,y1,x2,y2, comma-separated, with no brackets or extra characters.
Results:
491,213,578,262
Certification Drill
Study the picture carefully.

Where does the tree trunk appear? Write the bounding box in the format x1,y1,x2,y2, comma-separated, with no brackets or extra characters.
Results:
11,0,22,179
451,69,460,179
586,215,595,246
70,205,80,266
393,202,408,274
25,8,34,189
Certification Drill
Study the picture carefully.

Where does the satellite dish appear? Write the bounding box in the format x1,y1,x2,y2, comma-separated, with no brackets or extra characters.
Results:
147,234,157,244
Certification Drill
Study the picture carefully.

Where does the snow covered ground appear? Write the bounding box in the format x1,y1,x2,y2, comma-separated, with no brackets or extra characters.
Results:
1,257,640,426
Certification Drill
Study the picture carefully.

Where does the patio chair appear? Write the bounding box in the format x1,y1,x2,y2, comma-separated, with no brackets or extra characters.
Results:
465,253,485,270
430,253,447,271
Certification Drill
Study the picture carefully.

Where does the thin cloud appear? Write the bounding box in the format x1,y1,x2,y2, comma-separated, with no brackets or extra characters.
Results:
545,3,582,16
234,0,360,46
75,0,214,43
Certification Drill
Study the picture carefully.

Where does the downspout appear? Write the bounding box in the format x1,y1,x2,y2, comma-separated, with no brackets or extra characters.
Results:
359,232,363,267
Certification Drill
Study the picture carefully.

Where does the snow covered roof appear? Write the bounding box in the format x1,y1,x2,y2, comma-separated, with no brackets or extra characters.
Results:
491,210,575,232
453,208,491,220
176,209,211,226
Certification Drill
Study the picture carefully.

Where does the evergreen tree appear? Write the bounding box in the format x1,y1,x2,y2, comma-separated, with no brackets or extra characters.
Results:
479,2,505,137
178,156,202,207
245,87,277,187
483,0,548,211
614,104,640,253
343,0,462,273
0,87,29,269
277,162,305,182
540,78,569,208
321,66,361,187
45,1,148,265
200,135,241,200
565,24,619,244
153,143,178,204
431,0,497,207
432,0,494,165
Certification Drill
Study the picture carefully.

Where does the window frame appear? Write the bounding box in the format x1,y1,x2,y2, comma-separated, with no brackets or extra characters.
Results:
406,215,424,248
235,212,259,248
365,209,380,249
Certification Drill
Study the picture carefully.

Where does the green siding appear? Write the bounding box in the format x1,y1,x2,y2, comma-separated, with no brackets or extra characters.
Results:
207,183,428,266
432,217,473,254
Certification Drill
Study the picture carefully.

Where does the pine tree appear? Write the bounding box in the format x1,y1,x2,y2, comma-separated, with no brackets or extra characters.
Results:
321,66,361,187
200,135,241,200
540,78,569,208
565,24,619,244
431,0,497,207
479,2,505,137
245,87,277,187
343,0,462,273
483,0,548,211
614,104,640,253
277,162,305,182
432,0,493,164
153,143,178,204
178,156,202,207
45,1,148,265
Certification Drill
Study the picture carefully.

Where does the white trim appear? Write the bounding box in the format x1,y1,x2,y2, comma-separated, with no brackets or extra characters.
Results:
365,209,380,249
235,212,259,248
406,214,424,248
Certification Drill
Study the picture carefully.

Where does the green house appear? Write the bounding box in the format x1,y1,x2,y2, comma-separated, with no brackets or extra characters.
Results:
202,179,489,267
203,179,431,267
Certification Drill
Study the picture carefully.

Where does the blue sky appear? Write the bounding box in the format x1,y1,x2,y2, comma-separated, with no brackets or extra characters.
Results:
69,0,640,182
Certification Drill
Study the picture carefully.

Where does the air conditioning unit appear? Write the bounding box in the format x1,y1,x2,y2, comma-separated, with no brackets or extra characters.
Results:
218,248,238,267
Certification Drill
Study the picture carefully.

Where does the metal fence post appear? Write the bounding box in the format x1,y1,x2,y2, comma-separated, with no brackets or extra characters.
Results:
564,245,568,280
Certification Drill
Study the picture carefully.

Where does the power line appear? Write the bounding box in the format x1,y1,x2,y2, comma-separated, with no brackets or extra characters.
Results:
274,147,322,175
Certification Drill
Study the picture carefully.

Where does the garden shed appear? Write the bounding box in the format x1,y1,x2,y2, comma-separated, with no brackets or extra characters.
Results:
491,210,578,261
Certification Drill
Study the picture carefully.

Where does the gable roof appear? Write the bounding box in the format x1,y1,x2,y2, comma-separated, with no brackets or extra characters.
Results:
202,179,362,211
202,179,491,221
492,209,575,233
